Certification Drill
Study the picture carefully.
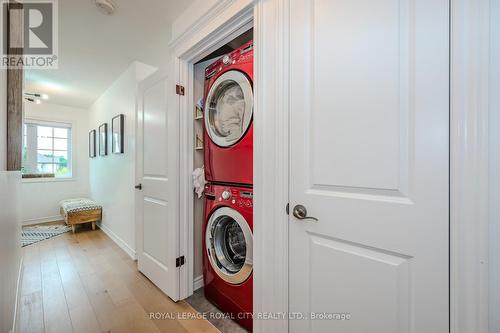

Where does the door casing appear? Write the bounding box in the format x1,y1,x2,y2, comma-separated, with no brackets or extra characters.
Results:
169,2,254,299
168,0,491,332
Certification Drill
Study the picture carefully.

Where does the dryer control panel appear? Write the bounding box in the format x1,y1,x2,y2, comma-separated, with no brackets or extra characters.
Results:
205,41,254,80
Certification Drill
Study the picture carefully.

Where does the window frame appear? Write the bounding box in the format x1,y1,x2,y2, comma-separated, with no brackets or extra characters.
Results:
22,119,73,180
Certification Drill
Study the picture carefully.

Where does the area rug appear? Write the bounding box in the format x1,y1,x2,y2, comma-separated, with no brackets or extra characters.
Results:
22,225,72,247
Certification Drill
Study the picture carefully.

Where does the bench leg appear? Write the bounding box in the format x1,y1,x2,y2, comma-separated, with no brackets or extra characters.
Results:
71,225,76,233
92,221,96,230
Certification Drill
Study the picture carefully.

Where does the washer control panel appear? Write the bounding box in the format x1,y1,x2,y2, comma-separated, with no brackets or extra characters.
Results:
210,186,253,208
221,190,231,200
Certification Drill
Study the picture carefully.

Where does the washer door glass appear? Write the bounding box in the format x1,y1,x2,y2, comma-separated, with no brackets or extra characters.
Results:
205,70,253,147
206,207,253,284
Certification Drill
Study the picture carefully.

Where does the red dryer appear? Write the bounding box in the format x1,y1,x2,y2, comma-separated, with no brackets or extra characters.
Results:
203,183,253,331
203,41,254,186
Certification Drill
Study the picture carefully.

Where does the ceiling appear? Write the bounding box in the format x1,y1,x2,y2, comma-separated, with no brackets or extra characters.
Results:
25,0,193,109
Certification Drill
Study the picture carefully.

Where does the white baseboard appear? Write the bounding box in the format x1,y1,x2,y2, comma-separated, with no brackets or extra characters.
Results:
98,223,136,260
194,275,204,291
12,254,23,333
22,215,63,226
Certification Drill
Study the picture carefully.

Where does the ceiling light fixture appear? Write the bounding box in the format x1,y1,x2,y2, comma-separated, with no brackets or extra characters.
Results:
24,97,41,104
24,92,48,104
95,0,116,15
24,92,49,99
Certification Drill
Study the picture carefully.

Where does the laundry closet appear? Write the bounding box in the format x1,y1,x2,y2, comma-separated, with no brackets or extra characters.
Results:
189,29,254,332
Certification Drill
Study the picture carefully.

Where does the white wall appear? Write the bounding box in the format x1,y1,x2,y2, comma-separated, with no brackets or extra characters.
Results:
88,62,155,258
0,69,6,170
0,172,21,333
0,70,22,333
21,102,90,225
490,0,500,331
171,0,220,41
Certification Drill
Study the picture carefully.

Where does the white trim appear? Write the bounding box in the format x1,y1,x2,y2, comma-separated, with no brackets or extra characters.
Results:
253,1,289,332
170,0,234,48
22,117,74,179
99,223,137,260
450,0,490,331
178,10,254,64
22,177,76,183
170,0,253,54
22,215,63,226
193,275,204,291
172,0,254,301
11,254,23,333
24,118,72,128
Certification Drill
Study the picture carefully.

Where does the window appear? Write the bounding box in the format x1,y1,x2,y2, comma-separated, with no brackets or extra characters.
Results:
22,120,72,178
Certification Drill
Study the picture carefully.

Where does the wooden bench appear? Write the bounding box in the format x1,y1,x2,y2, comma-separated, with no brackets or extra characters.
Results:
60,198,102,233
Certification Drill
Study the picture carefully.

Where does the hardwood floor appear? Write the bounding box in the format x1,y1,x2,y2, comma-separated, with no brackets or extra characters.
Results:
16,226,219,333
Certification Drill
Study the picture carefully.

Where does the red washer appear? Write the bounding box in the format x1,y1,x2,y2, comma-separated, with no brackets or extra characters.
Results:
203,41,253,186
203,183,253,331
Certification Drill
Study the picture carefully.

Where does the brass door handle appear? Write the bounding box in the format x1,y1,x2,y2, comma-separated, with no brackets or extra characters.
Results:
292,204,318,221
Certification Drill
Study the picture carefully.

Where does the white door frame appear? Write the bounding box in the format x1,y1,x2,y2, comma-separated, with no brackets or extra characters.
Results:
450,0,490,331
169,0,490,332
169,0,254,299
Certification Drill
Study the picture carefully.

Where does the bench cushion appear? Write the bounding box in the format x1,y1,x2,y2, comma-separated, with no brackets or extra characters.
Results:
60,198,101,214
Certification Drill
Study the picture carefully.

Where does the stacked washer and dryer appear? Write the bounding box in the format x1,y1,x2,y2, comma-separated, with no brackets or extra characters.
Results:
202,41,254,331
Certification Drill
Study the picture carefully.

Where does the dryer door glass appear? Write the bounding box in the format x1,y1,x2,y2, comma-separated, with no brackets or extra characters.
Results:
206,207,253,284
205,71,253,147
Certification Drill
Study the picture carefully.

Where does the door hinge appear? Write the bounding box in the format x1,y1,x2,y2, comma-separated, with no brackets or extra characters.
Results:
176,255,185,267
286,203,290,215
175,84,185,96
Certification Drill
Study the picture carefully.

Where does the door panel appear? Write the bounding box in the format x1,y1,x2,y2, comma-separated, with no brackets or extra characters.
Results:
311,0,407,191
143,198,169,266
143,80,168,177
289,0,449,332
308,235,411,333
136,69,179,301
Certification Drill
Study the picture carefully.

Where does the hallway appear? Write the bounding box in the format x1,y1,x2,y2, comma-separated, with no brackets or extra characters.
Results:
16,226,218,333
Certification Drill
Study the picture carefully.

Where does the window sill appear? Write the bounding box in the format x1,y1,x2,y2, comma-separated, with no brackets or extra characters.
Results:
22,177,76,184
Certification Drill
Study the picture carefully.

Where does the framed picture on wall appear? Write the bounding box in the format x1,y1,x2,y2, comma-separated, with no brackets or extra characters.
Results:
89,130,96,158
112,114,124,154
99,123,108,156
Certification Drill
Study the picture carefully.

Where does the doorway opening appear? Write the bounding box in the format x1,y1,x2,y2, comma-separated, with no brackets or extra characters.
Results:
186,27,254,332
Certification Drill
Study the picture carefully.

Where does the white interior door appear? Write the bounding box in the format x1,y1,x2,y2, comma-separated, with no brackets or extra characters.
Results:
289,1,449,332
136,68,180,301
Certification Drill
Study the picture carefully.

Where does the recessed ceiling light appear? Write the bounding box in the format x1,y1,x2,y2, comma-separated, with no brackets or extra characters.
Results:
95,0,116,15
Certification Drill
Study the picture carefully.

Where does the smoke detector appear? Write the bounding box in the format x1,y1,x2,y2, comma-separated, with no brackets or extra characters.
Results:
95,0,116,15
